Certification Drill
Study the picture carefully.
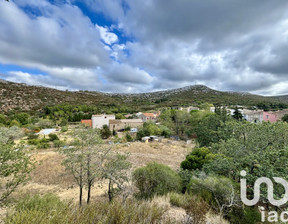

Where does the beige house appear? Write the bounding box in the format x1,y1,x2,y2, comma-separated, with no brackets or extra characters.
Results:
109,119,143,131
138,113,158,122
92,114,115,129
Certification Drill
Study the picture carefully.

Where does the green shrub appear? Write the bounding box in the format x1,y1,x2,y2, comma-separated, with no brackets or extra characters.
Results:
6,195,170,224
227,206,261,224
53,140,65,149
169,192,192,208
178,169,194,193
61,126,68,132
133,162,181,199
181,147,216,170
48,133,59,141
27,133,39,140
187,175,240,215
125,133,133,142
14,194,67,213
5,194,70,224
100,124,111,139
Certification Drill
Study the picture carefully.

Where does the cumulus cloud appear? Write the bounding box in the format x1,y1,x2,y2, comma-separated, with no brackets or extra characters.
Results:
1,0,288,95
96,25,118,45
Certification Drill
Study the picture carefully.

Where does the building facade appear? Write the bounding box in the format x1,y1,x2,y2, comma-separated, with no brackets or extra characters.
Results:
92,114,115,129
109,119,143,131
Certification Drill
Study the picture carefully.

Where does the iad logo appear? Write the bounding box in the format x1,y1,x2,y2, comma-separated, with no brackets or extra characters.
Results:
240,170,288,222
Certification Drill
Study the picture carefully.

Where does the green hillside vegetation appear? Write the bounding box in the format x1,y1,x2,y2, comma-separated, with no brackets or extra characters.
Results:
1,79,288,115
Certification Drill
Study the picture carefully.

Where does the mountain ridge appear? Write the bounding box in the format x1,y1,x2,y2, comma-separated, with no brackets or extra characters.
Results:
1,79,288,113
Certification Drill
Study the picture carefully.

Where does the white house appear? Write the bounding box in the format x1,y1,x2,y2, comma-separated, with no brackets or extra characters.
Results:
242,110,263,123
138,113,157,122
92,114,115,129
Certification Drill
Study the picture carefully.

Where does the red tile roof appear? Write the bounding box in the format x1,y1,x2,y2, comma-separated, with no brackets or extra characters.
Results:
81,119,92,128
142,113,155,117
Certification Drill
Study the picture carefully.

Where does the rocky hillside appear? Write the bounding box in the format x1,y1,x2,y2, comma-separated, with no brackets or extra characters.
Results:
0,79,118,112
0,79,287,113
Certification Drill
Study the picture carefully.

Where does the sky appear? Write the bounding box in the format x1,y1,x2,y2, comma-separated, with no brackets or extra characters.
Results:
1,0,288,95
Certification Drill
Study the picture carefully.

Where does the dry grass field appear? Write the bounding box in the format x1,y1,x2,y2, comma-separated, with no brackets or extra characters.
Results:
12,140,191,202
1,140,230,224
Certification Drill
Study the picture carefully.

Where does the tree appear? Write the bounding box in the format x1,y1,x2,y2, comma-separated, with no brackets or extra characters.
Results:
232,107,243,121
174,111,191,138
133,162,181,199
203,121,288,204
0,127,34,204
0,144,34,204
0,126,23,144
193,113,229,146
115,113,125,119
36,119,54,129
101,124,111,139
61,127,103,206
181,147,216,171
101,152,132,202
12,113,30,125
61,126,131,205
282,114,288,122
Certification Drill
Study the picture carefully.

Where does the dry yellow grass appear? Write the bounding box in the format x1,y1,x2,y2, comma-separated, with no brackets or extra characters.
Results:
11,140,191,202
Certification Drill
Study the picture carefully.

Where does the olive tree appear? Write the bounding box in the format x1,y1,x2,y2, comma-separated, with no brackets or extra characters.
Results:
0,127,34,204
61,126,131,205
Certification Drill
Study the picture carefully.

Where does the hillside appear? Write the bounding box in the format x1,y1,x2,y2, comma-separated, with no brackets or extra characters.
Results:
0,79,119,113
103,85,287,107
0,79,287,113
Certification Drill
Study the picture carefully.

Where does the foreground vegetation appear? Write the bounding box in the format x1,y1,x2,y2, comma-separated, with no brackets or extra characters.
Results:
2,104,288,223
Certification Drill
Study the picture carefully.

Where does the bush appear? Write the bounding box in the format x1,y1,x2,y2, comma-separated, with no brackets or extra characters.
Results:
101,124,111,139
187,175,240,215
53,140,65,149
125,133,133,142
282,114,288,122
37,142,50,149
14,194,67,213
6,195,170,224
61,126,68,132
181,147,216,170
48,133,59,141
133,162,182,199
5,194,70,224
124,126,131,131
178,169,194,193
27,133,39,140
159,125,172,138
227,206,261,224
169,192,210,224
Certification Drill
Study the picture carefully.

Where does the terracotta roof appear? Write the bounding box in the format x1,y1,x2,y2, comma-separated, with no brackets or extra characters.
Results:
142,113,155,117
81,119,92,128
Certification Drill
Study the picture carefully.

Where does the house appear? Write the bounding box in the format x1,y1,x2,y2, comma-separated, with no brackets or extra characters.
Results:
109,119,143,131
81,119,92,128
271,109,288,121
92,114,115,129
263,112,277,123
243,110,263,123
138,113,156,122
179,106,199,113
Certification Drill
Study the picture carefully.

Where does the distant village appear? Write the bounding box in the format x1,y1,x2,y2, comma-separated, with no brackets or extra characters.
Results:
81,106,288,134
